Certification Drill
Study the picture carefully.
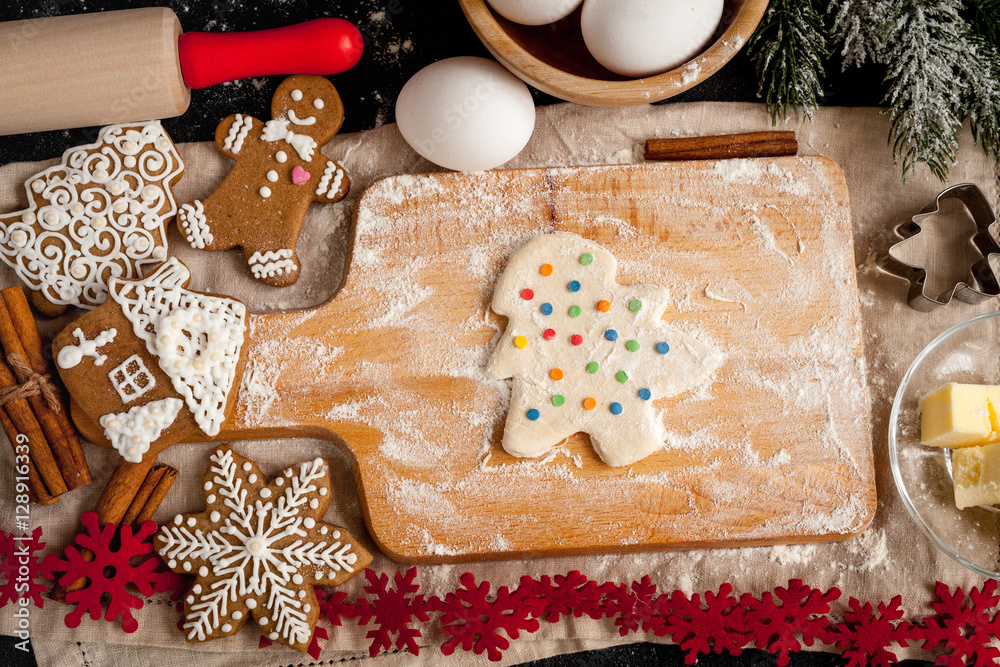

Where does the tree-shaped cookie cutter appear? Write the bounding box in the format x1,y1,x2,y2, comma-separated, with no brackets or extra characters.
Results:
885,183,1000,312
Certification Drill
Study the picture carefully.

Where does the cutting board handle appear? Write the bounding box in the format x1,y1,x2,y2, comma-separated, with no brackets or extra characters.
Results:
178,18,364,89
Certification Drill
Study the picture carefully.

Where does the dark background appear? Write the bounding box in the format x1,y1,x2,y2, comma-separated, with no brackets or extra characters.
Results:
0,1,906,666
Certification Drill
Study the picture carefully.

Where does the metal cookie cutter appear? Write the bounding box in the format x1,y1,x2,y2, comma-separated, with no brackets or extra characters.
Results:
884,183,1000,312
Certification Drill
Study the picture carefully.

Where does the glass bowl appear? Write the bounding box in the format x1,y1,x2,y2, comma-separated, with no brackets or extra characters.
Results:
889,311,1000,579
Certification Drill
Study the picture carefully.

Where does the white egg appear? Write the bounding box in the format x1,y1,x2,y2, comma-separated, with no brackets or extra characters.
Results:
396,57,535,172
486,0,583,26
581,0,724,78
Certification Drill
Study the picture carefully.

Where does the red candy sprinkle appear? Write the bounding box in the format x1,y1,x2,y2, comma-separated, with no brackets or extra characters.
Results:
543,329,556,340
521,289,534,301
570,334,583,346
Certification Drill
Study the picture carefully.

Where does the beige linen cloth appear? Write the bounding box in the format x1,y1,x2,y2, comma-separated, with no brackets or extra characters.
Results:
0,101,998,666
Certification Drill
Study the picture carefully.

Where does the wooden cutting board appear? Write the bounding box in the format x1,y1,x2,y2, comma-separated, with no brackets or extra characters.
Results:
76,157,876,563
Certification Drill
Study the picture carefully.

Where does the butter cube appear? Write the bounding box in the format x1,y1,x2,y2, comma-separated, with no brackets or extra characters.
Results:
920,383,1000,448
953,443,1000,509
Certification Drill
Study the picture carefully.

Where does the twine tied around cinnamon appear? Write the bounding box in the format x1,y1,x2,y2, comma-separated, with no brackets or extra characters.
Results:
0,352,61,412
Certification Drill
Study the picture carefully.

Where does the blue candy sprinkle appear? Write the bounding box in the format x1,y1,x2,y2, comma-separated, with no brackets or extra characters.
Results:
540,303,553,316
638,388,651,401
605,329,618,341
527,409,540,421
610,402,623,415
656,342,670,355
568,280,581,292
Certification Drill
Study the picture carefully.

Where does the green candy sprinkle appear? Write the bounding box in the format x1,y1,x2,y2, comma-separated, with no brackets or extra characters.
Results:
569,305,581,317
616,370,629,383
625,340,639,352
586,361,600,374
552,394,565,407
580,253,594,266
628,299,642,312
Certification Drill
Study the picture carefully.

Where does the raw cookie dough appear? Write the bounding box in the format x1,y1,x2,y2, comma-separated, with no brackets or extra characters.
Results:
488,232,720,466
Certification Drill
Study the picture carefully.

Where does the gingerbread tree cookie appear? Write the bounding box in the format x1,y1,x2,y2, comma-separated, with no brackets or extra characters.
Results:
488,233,721,467
0,122,183,316
52,258,248,463
177,75,350,287
157,445,371,652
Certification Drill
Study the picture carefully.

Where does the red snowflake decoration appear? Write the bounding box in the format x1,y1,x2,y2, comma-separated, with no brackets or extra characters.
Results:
438,572,540,661
600,576,666,636
740,579,841,666
662,583,748,664
515,571,604,623
259,625,328,659
319,588,374,627
913,580,1000,667
826,595,912,667
40,512,176,633
354,567,436,657
0,527,47,609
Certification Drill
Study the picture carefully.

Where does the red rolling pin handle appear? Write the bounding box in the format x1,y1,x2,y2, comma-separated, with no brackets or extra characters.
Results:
178,18,364,89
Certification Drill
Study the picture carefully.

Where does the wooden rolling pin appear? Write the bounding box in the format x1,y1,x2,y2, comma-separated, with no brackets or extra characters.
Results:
0,8,363,136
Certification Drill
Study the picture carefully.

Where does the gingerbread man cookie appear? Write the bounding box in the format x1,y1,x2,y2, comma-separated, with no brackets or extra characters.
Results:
157,445,371,652
0,122,183,316
177,75,350,287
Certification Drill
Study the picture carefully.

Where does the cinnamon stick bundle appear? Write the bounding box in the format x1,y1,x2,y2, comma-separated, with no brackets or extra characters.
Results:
52,458,178,602
0,287,91,501
645,131,798,162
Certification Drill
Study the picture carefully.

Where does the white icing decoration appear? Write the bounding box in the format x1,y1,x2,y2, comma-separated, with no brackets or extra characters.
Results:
260,118,317,161
57,327,117,369
177,200,214,249
275,151,287,163
488,232,721,467
247,249,296,280
110,259,247,436
156,450,356,648
313,98,324,110
288,110,316,126
100,398,182,462
259,186,271,198
0,122,181,309
315,161,345,198
109,353,156,403
266,170,278,183
290,89,303,101
223,114,254,155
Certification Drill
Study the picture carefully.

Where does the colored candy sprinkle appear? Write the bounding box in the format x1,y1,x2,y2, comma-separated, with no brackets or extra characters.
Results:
580,253,594,266
586,361,600,374
628,299,642,312
570,334,583,346
540,264,553,276
568,280,581,292
610,402,623,415
605,329,618,341
569,305,581,317
521,288,534,300
597,300,611,312
656,342,670,354
550,368,564,381
638,388,651,401
552,394,565,407
527,409,540,421
543,328,556,340
541,303,553,315
625,340,639,352
514,336,528,349
616,371,628,383
582,397,597,410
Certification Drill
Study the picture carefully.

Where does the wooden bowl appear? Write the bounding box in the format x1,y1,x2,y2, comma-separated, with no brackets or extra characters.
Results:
458,0,770,107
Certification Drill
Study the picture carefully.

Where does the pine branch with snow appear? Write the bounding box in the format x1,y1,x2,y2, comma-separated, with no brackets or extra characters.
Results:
828,0,892,68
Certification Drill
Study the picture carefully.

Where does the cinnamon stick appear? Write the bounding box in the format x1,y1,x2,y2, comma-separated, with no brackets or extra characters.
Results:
54,457,175,602
0,406,56,505
644,131,798,162
0,357,67,497
0,290,90,490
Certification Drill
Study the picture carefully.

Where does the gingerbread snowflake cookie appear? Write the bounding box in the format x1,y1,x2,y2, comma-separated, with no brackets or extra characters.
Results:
177,75,350,287
157,445,371,651
0,121,183,316
488,233,721,467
